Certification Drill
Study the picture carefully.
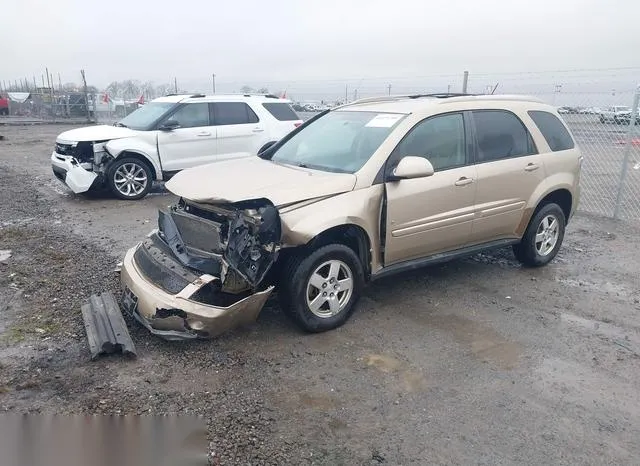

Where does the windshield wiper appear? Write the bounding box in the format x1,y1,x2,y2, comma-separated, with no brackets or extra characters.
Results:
113,122,128,128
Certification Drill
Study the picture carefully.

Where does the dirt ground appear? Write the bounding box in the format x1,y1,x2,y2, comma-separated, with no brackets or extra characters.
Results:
1,124,639,465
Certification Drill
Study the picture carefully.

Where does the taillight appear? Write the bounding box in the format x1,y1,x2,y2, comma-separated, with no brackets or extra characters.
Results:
294,122,302,127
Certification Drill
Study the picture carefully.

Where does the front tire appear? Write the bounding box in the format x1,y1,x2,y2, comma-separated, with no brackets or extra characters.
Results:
513,203,566,267
107,157,153,200
278,244,365,332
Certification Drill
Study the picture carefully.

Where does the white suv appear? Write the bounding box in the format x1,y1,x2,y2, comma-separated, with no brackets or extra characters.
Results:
51,94,302,199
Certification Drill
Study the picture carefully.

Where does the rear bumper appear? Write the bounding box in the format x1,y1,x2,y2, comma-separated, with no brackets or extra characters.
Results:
120,240,274,341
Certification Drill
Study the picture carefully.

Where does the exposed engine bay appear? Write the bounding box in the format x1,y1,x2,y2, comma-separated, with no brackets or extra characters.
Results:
157,198,281,296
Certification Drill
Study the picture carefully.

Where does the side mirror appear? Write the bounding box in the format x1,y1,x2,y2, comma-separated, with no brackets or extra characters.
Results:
390,156,435,180
159,119,180,131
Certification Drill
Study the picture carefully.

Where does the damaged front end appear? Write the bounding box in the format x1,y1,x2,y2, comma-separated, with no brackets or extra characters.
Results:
51,141,114,193
120,198,282,340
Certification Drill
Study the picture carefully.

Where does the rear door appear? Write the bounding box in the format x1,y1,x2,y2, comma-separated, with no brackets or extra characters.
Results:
213,102,268,161
157,102,217,171
469,110,545,244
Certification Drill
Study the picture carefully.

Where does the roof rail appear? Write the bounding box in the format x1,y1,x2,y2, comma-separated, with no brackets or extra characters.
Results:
345,93,477,107
407,93,476,99
165,93,205,98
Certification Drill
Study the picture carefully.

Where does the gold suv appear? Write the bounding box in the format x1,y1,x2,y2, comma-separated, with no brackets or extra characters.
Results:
120,94,582,340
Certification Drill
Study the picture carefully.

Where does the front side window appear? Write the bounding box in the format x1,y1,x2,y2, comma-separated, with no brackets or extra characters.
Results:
213,102,259,125
117,102,175,130
472,110,536,163
168,103,210,128
269,111,405,173
393,113,466,171
528,110,575,152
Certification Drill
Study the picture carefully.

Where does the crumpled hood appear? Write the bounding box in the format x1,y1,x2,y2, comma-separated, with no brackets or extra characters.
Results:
56,125,139,143
166,157,357,207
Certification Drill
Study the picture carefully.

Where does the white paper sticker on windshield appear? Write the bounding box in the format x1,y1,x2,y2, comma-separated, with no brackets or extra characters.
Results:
365,114,403,128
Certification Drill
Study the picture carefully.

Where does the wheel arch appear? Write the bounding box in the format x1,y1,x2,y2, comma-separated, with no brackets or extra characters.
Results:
279,223,373,280
518,187,573,237
115,151,159,180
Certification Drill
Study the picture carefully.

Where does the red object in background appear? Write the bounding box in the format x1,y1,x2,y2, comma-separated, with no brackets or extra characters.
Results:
102,93,110,103
137,94,144,105
0,96,8,109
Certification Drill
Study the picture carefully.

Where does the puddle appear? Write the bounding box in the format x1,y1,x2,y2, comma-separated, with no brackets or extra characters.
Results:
298,393,338,410
365,353,428,392
555,277,630,297
561,312,640,352
429,315,523,369
0,218,35,228
365,354,402,373
0,250,11,262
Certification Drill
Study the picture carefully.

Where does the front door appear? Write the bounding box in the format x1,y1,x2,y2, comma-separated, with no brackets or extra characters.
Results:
157,102,217,171
384,112,477,265
469,110,546,243
213,102,268,161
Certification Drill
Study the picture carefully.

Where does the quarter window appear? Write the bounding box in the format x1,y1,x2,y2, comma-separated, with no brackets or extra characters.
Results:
213,102,259,125
262,102,299,121
528,110,575,152
472,110,536,163
168,103,210,128
394,113,466,171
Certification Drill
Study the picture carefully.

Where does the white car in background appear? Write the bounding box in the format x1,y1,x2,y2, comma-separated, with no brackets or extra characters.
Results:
51,94,302,199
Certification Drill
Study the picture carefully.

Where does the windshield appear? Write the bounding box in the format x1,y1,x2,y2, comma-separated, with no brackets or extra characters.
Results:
615,106,631,112
117,102,176,130
270,111,405,173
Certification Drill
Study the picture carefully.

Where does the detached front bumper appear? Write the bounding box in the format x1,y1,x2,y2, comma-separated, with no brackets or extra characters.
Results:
120,239,274,341
51,151,99,193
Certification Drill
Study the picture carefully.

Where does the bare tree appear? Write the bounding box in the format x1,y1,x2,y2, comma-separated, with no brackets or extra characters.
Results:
240,85,254,93
257,87,269,94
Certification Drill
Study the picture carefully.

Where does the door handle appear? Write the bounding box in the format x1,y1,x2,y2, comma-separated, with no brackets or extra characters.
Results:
524,163,539,172
252,128,265,133
196,131,211,136
454,176,473,187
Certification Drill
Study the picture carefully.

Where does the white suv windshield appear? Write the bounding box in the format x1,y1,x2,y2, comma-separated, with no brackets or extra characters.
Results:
117,102,176,130
270,111,405,173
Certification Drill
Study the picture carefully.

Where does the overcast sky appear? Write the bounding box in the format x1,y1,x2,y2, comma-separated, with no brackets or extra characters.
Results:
2,0,639,98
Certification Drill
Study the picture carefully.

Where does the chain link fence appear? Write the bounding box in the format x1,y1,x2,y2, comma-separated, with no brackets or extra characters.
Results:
2,69,640,221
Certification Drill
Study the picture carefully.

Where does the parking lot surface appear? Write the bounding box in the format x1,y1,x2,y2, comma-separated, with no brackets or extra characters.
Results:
1,124,639,465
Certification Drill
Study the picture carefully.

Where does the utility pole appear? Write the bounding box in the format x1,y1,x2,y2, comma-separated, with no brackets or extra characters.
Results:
174,77,178,93
387,84,392,96
80,69,91,122
552,84,562,105
58,73,62,92
447,84,451,94
462,70,469,94
345,84,348,104
212,73,216,94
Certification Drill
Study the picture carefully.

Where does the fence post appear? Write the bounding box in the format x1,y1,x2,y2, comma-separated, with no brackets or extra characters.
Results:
462,71,469,94
613,85,640,219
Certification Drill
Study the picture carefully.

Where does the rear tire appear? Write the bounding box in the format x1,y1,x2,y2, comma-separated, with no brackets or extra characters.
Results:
278,244,365,332
107,157,153,200
513,203,566,267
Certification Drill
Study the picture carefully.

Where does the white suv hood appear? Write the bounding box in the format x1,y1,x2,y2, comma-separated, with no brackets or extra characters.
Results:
166,157,357,207
56,125,140,143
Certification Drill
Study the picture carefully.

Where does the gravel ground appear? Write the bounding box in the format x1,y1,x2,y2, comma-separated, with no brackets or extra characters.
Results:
1,124,640,465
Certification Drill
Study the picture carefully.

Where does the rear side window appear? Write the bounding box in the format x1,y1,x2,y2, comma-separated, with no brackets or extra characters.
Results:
212,102,259,125
472,110,536,163
528,110,575,152
262,102,299,121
